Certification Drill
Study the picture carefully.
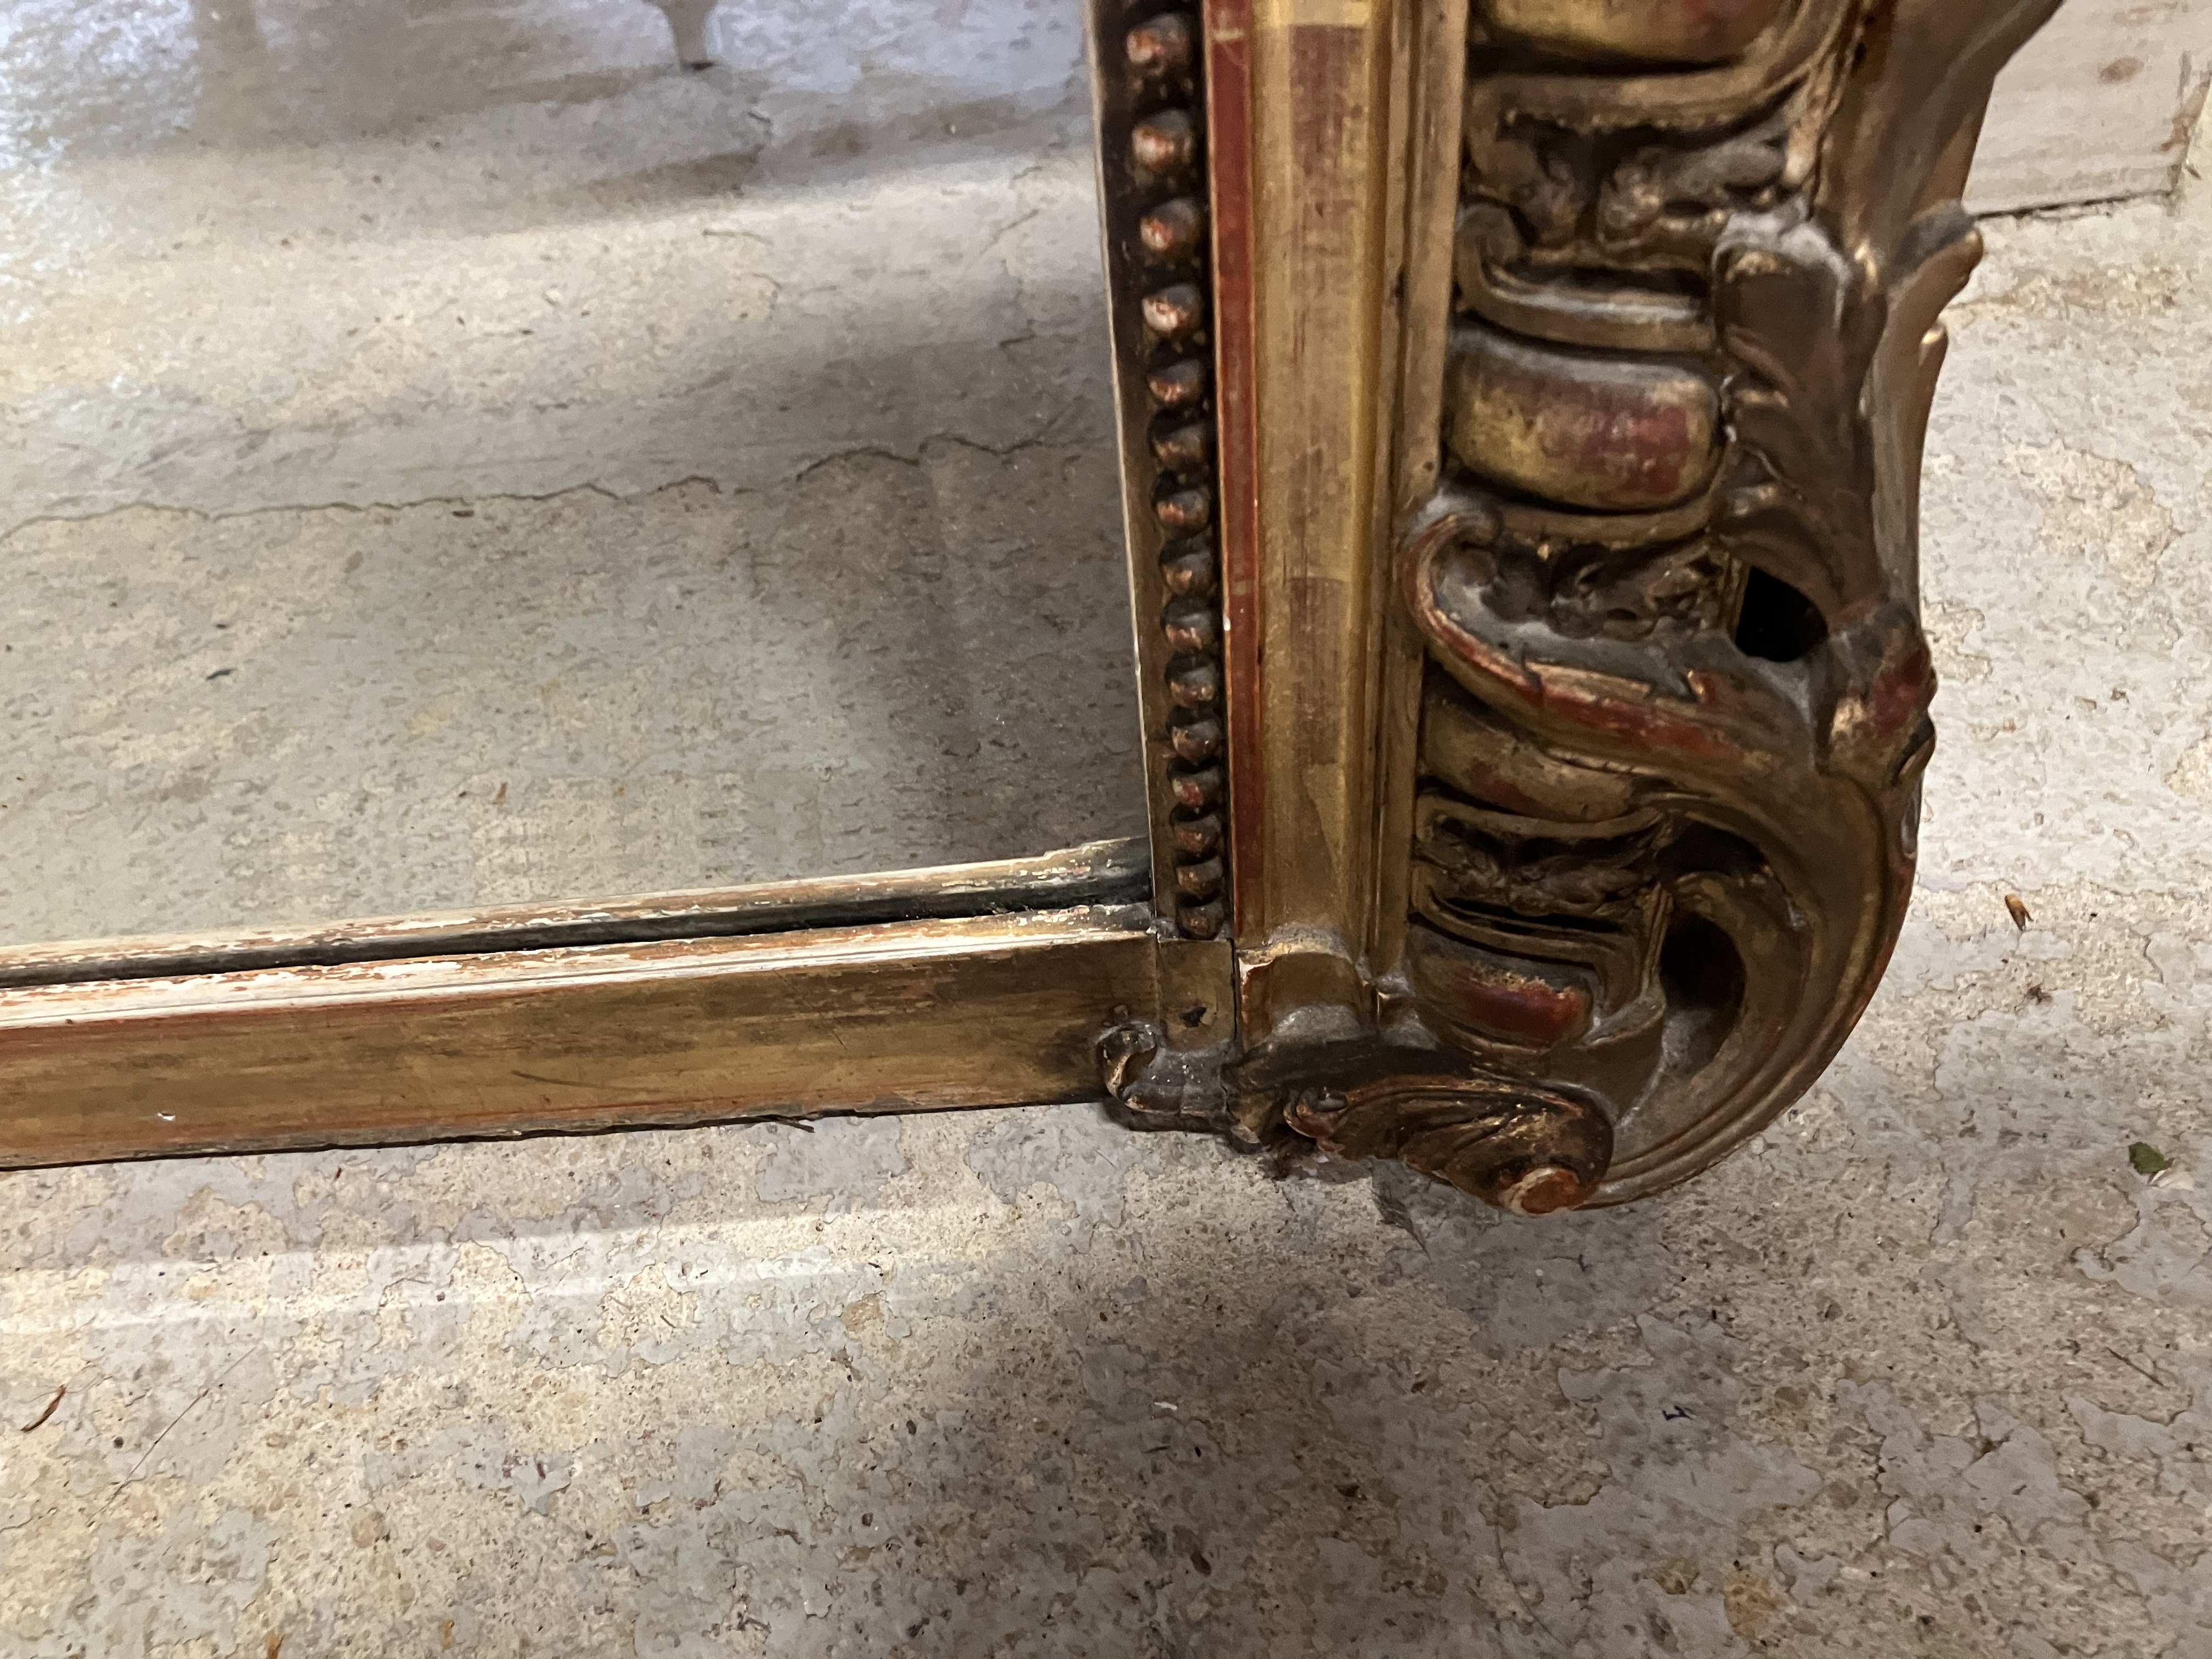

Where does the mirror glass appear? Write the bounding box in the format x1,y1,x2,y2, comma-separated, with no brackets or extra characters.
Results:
1,0,1144,948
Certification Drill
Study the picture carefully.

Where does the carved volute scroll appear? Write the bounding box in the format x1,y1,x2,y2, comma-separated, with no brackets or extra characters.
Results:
1097,0,2059,1212
1322,0,2061,1209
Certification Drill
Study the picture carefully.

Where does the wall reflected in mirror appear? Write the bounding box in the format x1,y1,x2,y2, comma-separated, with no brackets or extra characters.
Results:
0,0,1144,947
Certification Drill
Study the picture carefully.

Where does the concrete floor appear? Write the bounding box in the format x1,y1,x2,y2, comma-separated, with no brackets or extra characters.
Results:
0,0,1141,944
8,12,2212,1659
2,188,2211,1651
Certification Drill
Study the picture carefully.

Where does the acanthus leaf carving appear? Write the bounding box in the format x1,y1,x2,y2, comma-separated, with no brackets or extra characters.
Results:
1097,0,2057,1215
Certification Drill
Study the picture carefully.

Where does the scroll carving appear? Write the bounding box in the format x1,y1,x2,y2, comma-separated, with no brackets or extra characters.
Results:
1348,0,2061,1208
1096,0,2057,1212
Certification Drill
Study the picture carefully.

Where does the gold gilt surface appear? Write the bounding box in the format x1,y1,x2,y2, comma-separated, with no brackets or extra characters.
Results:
0,0,2064,1218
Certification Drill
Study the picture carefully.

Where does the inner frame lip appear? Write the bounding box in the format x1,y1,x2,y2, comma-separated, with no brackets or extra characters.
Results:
0,838,1152,990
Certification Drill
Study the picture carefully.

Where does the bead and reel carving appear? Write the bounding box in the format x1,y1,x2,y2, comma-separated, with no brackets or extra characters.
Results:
1092,0,1230,940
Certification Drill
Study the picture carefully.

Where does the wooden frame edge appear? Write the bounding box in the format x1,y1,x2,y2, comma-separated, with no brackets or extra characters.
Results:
0,839,1148,989
0,904,1226,1169
1091,0,1234,940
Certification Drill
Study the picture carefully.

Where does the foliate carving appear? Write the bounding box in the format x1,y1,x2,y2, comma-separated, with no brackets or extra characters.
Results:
1332,0,2056,1210
1096,0,1230,939
1286,1069,1612,1216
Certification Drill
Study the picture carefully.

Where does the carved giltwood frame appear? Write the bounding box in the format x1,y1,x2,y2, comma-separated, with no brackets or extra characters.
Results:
0,0,2057,1210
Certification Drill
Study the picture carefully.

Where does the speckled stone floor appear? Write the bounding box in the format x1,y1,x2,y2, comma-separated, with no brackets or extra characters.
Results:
6,7,2212,1658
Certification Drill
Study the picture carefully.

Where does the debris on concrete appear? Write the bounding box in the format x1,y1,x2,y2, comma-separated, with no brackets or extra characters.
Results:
2129,1142,2174,1176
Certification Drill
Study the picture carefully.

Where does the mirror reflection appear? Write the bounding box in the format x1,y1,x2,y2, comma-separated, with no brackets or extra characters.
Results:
0,0,1144,947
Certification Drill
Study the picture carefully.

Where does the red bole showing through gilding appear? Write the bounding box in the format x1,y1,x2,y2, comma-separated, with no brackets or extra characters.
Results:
1204,0,1265,940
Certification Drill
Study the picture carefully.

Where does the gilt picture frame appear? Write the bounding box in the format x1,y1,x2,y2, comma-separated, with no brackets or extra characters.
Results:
0,0,2059,1212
